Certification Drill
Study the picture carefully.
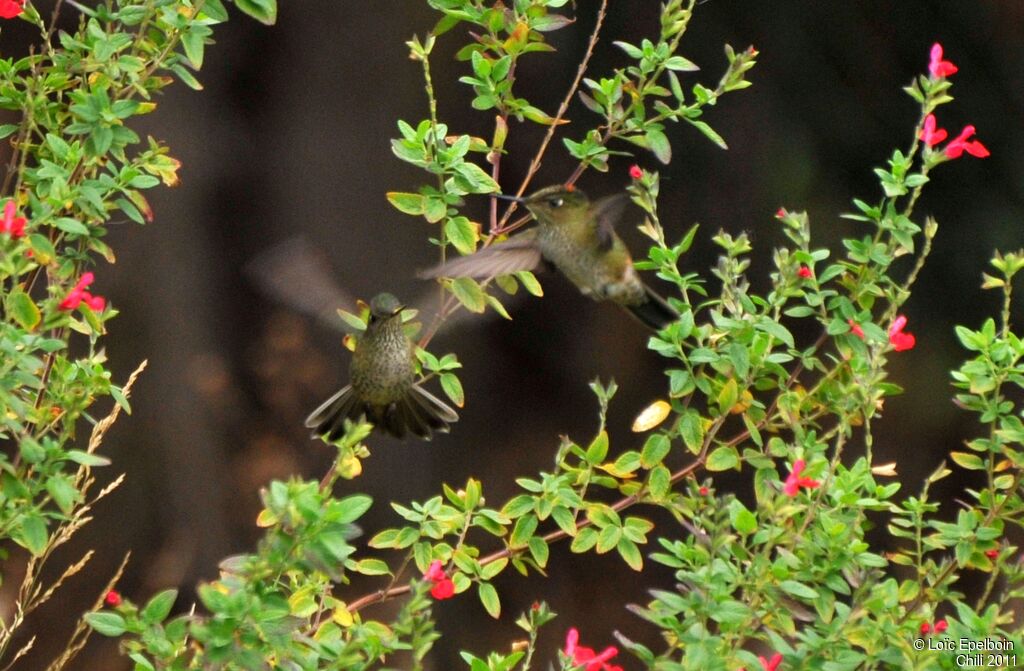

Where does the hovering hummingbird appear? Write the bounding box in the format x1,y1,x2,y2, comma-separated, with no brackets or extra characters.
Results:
304,292,459,441
423,185,679,330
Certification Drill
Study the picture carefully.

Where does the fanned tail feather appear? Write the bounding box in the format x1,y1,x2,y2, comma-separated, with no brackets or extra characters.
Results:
305,384,459,442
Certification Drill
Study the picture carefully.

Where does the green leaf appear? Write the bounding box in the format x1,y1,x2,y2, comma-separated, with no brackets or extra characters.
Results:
354,559,391,576
234,0,277,25
65,450,111,467
528,536,549,567
449,277,486,313
509,514,538,549
141,589,177,624
440,373,465,407
686,119,728,150
728,500,756,535
640,434,671,468
336,495,373,523
19,513,48,556
445,216,478,254
679,410,705,454
478,582,501,618
515,271,543,296
706,446,740,472
337,308,367,332
386,192,426,216
586,430,609,464
7,289,40,330
54,217,90,236
779,580,819,600
84,611,127,636
46,475,78,515
617,537,643,570
645,129,672,164
181,29,206,69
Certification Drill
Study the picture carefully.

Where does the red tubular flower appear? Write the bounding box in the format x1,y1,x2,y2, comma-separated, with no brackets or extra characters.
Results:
759,653,783,671
783,459,820,497
429,577,455,600
423,560,456,600
888,315,916,352
564,628,623,671
797,266,813,279
944,125,990,159
0,0,24,19
928,43,957,79
59,272,106,312
628,164,643,180
1,200,26,238
847,319,865,340
104,590,122,607
920,622,932,635
934,619,948,634
424,560,445,582
918,114,948,147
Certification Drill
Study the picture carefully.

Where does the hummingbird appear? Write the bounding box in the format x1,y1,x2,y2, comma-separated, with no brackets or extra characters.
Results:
304,292,459,441
423,185,679,330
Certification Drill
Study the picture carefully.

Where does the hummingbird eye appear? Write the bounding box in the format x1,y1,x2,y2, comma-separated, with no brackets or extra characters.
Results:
548,197,564,208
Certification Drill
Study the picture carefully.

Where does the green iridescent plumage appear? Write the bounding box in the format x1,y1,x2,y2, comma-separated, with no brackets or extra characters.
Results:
305,293,458,441
425,185,678,330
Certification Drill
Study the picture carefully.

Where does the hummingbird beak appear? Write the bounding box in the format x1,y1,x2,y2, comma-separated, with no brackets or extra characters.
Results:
493,193,526,204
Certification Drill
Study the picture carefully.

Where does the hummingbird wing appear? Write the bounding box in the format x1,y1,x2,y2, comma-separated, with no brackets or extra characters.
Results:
591,193,630,249
419,230,543,280
245,237,359,332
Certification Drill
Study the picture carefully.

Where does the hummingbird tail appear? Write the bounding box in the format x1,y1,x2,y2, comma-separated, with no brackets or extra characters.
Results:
305,384,459,442
625,284,680,331
390,384,459,440
304,385,363,442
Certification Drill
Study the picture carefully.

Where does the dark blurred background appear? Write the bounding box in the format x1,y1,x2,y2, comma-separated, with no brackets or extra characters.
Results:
5,1,1024,669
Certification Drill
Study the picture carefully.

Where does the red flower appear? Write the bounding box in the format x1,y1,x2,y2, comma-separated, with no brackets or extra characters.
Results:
888,315,916,352
775,207,787,219
944,125,990,159
104,590,122,607
430,576,455,599
985,549,999,559
920,622,932,635
934,619,948,634
783,459,820,497
797,266,813,279
0,0,24,19
698,486,709,496
928,43,958,79
629,164,643,180
59,272,107,312
759,653,783,671
423,560,456,600
1,200,26,238
564,628,623,671
847,319,865,340
918,114,948,147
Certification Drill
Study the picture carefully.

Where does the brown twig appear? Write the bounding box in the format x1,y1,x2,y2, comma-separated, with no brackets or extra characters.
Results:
493,0,609,233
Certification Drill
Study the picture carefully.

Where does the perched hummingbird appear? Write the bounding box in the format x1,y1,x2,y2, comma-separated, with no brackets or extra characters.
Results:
304,293,459,441
424,185,679,330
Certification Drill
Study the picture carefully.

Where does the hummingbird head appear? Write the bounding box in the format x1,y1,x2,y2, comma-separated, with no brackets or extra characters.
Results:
519,185,589,227
368,292,404,321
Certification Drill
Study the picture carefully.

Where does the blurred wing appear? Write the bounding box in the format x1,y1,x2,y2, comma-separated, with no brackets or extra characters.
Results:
591,194,629,249
245,237,356,332
419,232,542,280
